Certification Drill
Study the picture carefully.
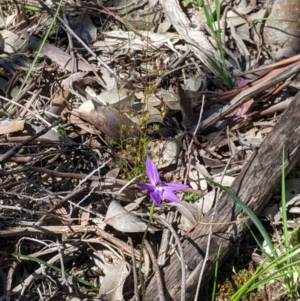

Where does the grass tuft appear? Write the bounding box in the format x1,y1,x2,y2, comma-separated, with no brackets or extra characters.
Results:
203,0,232,88
208,147,300,300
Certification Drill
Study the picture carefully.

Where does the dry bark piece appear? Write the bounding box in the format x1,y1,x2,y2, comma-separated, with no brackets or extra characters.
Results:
177,82,198,130
0,119,24,134
145,90,300,300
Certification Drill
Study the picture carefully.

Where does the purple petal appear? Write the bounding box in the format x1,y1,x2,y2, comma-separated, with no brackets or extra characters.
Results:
136,183,155,192
164,183,189,191
161,189,182,203
150,191,162,205
146,158,160,186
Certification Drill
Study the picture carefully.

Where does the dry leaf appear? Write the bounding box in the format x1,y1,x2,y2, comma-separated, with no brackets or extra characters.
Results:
99,260,130,301
75,106,140,144
22,33,91,72
74,13,97,43
89,88,134,110
104,200,156,234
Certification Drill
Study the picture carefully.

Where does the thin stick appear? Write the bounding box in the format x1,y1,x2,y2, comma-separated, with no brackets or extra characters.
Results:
35,185,87,226
129,237,140,301
57,239,68,285
184,94,205,185
193,154,234,301
138,213,186,301
36,0,120,83
144,240,165,301
0,166,205,195
0,118,62,163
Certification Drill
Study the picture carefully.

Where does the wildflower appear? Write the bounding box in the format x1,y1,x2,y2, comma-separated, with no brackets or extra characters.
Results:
137,158,188,205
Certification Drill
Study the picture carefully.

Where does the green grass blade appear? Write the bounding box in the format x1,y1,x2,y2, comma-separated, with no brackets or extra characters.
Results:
203,0,232,88
14,253,98,289
8,0,64,112
208,180,275,253
229,147,299,300
280,146,294,295
281,146,288,247
230,245,300,300
212,243,222,301
245,250,300,292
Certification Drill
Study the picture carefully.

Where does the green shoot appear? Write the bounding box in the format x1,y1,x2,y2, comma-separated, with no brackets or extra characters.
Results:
183,193,199,202
212,243,222,301
182,0,204,11
23,4,41,12
203,0,232,88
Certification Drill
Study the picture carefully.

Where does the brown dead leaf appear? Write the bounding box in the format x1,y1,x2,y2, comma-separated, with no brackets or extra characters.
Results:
74,106,140,145
22,33,91,72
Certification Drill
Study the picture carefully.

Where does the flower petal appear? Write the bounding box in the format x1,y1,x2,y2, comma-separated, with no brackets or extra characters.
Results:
162,188,182,203
164,183,189,191
150,191,162,205
146,158,160,186
136,183,155,192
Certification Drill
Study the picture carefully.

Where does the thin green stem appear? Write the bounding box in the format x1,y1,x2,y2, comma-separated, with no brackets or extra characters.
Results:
14,253,97,289
8,0,64,112
281,146,294,297
212,244,222,301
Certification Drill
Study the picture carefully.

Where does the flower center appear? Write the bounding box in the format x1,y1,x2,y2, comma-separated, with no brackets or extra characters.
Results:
155,182,165,193
156,186,164,193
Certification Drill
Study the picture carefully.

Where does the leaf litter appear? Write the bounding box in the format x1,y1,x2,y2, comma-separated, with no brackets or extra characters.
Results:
0,0,299,300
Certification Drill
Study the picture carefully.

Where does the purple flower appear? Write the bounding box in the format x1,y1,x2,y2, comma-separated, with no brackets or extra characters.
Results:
136,158,189,205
